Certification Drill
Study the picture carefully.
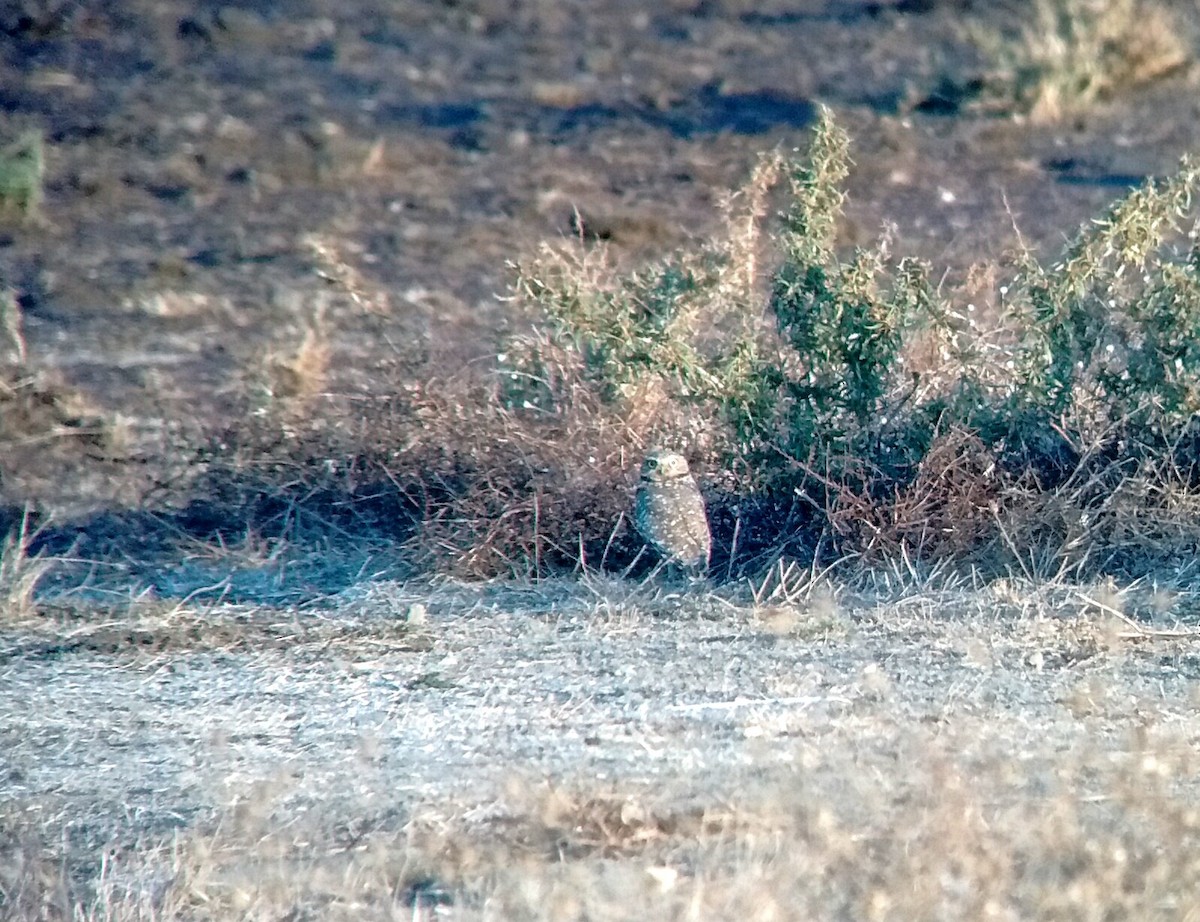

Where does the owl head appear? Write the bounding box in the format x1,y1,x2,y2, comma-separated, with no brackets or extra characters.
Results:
640,450,692,482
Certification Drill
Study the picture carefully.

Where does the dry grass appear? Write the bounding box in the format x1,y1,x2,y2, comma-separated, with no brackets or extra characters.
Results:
0,287,26,365
261,318,332,409
971,0,1191,122
0,509,52,622
5,575,1200,920
30,758,1200,922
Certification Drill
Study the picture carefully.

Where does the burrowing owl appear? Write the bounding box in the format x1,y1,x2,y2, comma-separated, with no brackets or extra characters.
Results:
634,450,711,577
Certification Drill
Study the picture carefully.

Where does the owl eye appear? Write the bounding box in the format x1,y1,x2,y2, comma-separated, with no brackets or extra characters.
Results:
647,458,658,469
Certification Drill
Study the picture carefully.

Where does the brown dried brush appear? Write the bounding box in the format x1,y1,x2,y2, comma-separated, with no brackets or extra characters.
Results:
265,324,331,406
305,233,391,314
714,148,785,319
399,382,648,578
830,429,1002,563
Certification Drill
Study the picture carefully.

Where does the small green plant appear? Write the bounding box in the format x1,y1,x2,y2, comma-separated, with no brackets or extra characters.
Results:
0,131,44,220
508,250,723,407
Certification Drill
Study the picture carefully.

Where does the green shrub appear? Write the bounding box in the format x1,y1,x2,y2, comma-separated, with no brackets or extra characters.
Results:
755,115,940,480
1004,157,1200,443
486,107,1200,572
196,109,1200,578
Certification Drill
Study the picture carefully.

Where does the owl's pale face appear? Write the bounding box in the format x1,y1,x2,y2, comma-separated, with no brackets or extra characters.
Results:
640,450,691,482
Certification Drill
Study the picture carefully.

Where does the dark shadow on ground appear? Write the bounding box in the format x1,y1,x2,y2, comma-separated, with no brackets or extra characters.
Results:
377,86,817,147
0,469,830,607
4,476,422,607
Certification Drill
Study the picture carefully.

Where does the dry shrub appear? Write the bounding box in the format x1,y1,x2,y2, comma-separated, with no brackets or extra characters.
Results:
496,779,728,860
397,376,658,579
0,510,52,621
964,440,1200,581
830,428,1003,563
0,814,77,922
0,365,124,511
149,346,657,582
262,324,331,407
970,0,1190,122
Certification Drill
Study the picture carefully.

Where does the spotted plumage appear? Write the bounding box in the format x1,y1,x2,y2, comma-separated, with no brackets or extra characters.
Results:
633,449,711,578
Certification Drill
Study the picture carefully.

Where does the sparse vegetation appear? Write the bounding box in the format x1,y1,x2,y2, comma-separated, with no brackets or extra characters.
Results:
12,104,1199,584
969,0,1191,122
78,103,1200,587
6,577,1200,920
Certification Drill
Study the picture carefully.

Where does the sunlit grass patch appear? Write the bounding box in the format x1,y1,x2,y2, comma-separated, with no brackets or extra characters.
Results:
969,0,1190,122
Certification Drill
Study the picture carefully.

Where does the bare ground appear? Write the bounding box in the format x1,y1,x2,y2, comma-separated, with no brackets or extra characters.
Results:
6,574,1200,918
